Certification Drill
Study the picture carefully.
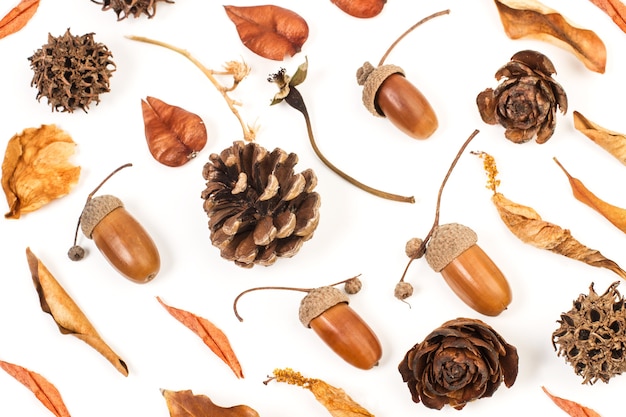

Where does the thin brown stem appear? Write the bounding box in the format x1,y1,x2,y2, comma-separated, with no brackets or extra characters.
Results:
378,9,450,66
127,35,256,141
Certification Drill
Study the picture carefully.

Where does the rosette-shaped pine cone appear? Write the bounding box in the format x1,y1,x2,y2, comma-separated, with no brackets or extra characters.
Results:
92,0,174,20
476,50,567,144
28,29,115,113
399,318,518,410
552,281,626,384
201,141,320,268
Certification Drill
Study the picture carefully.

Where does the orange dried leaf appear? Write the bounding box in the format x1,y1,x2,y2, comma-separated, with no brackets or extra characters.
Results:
268,368,374,417
573,111,626,165
1,124,80,219
157,297,244,378
494,0,607,73
587,0,626,33
542,386,601,417
162,389,259,417
554,157,626,234
474,152,626,280
26,248,129,376
0,360,71,417
0,0,40,40
224,5,309,61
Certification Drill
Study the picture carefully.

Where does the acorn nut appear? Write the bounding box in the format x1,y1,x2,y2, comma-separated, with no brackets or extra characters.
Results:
425,223,512,316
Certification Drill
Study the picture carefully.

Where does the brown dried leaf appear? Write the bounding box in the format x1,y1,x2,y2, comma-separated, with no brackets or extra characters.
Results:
224,5,309,61
0,360,71,417
554,157,626,234
268,368,374,417
1,124,80,219
157,297,244,378
542,386,601,417
573,111,626,165
0,0,39,40
162,389,259,417
587,0,626,33
26,248,129,376
494,0,607,73
330,0,386,18
141,96,207,167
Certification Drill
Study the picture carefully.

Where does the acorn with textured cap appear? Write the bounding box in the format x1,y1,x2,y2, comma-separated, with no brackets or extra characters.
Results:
233,276,382,369
68,163,160,283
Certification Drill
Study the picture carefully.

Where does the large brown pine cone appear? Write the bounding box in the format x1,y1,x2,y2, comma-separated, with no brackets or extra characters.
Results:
201,141,320,268
398,318,518,410
476,50,567,144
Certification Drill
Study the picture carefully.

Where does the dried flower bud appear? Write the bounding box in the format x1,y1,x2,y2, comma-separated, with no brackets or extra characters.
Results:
394,282,413,300
405,237,424,259
344,277,362,295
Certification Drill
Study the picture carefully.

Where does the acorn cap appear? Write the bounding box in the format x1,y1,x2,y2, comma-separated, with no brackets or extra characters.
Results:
356,61,405,117
80,195,123,239
425,223,478,272
299,286,349,328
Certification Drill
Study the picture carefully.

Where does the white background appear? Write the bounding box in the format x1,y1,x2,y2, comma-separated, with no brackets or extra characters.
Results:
1,0,626,416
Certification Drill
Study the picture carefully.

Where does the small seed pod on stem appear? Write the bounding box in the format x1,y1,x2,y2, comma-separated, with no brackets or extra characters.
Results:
233,275,382,370
67,163,161,283
396,130,512,316
356,9,449,139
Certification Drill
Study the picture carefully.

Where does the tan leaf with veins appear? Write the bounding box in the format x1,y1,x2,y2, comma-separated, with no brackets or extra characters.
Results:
1,124,80,219
162,389,259,417
587,0,626,33
542,386,601,417
573,111,626,165
494,0,607,73
0,0,40,40
26,248,129,376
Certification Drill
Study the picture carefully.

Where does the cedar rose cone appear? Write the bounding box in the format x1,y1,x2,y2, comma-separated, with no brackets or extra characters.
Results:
398,318,519,410
201,141,320,268
552,282,626,384
92,0,174,20
28,29,115,113
476,50,567,144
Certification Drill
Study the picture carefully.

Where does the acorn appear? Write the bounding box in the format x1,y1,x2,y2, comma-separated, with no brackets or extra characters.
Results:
424,223,511,316
234,277,382,370
68,163,160,283
356,10,449,139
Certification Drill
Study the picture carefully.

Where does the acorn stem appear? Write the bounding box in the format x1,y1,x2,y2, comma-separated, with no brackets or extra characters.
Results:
284,86,415,203
378,9,450,66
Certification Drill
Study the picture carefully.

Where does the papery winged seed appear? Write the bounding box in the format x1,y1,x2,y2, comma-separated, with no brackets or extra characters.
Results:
274,211,297,238
232,172,247,194
283,173,306,201
259,174,279,201
253,216,278,246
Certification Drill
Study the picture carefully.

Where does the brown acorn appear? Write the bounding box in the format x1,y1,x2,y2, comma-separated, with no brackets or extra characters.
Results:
68,164,160,283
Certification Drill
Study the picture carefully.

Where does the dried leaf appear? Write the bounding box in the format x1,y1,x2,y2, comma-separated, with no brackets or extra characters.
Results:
141,96,207,167
224,5,309,61
554,157,626,234
474,152,626,280
330,0,386,18
0,360,71,417
494,0,607,73
26,248,129,376
157,297,243,378
1,124,80,219
542,386,601,417
573,111,626,165
587,0,626,33
267,368,374,417
162,389,259,417
0,0,39,40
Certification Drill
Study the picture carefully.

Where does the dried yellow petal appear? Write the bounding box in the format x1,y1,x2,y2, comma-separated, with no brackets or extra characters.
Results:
1,124,80,219
573,111,626,165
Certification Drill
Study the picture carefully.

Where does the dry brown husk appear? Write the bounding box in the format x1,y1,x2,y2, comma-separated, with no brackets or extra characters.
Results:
162,389,259,417
573,111,626,166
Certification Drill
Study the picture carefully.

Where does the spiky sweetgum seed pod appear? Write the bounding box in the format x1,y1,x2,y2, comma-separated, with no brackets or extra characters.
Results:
552,281,626,384
28,29,115,113
93,0,175,20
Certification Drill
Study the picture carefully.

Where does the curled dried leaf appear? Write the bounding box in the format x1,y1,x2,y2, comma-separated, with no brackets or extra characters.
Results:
224,5,309,60
161,389,259,417
141,96,207,167
494,0,607,73
0,0,39,40
573,111,626,165
267,368,374,417
542,386,601,417
0,360,71,417
2,125,80,219
330,0,386,18
26,248,129,376
157,297,243,378
554,157,626,234
474,152,626,280
587,0,626,34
